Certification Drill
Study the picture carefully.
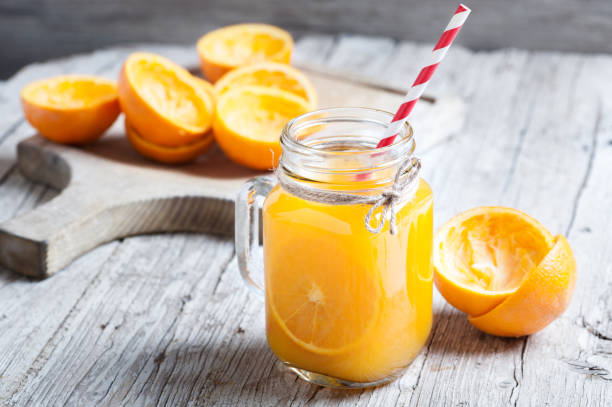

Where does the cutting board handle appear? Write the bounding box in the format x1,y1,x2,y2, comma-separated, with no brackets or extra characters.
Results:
0,184,234,278
0,185,100,278
0,138,240,278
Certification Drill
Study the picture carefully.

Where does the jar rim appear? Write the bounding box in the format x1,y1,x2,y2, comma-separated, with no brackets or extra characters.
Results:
278,107,417,191
280,107,414,158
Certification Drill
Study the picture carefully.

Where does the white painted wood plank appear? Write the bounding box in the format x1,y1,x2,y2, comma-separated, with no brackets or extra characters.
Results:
513,55,612,407
292,35,337,67
325,35,397,77
0,47,132,407
11,235,235,406
0,242,121,404
406,52,599,407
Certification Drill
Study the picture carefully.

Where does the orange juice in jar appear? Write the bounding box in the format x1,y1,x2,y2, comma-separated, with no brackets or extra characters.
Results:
236,108,433,388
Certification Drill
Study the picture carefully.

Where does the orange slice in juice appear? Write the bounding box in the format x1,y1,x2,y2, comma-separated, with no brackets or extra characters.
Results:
21,75,120,144
125,120,213,164
214,62,317,109
197,24,293,82
118,52,214,148
267,254,381,355
212,85,309,170
434,206,577,337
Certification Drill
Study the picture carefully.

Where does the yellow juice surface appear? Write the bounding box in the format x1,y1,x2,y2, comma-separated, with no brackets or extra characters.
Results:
263,178,434,383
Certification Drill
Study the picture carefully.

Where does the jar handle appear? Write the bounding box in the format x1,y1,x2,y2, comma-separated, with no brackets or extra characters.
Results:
235,175,277,296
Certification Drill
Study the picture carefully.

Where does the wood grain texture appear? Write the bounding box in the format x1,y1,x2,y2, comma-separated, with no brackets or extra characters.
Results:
0,35,610,406
2,0,612,78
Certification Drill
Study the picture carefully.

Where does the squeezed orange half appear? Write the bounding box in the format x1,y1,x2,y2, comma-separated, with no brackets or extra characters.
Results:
21,75,120,144
434,206,577,337
263,179,434,383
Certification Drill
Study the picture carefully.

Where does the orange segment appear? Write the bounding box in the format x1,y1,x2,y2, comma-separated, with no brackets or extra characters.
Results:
212,86,309,170
125,120,213,164
197,24,293,82
118,52,214,147
469,236,576,337
434,206,576,337
267,244,381,355
214,62,317,109
21,75,120,144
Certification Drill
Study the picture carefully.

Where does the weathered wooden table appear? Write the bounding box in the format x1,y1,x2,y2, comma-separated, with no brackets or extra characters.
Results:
0,35,610,406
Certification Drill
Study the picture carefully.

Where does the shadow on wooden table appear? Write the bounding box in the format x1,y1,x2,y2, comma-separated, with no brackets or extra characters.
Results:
162,308,526,404
144,303,527,401
134,335,329,404
0,265,36,285
428,307,525,357
86,131,263,180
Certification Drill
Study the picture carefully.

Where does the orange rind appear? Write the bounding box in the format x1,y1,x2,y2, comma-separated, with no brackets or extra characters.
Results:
214,62,317,110
434,206,576,337
125,120,213,164
118,52,214,148
197,24,293,82
21,75,120,144
212,85,309,170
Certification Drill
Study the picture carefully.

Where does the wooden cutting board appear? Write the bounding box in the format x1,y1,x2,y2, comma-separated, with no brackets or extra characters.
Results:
0,71,465,278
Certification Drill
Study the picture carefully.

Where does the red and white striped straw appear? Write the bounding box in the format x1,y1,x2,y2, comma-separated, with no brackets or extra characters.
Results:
377,4,471,148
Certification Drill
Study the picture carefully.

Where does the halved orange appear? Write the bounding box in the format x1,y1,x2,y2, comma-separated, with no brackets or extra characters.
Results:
118,52,215,148
197,24,293,83
212,85,309,170
125,120,213,164
21,75,120,144
214,62,317,109
434,206,577,337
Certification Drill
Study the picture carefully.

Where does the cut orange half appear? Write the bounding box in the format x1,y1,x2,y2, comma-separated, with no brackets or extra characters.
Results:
197,24,293,82
125,120,213,164
212,85,309,170
21,75,120,144
118,52,214,148
434,206,577,337
214,62,317,110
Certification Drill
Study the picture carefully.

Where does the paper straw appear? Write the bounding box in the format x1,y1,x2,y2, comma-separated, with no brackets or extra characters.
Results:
377,4,471,148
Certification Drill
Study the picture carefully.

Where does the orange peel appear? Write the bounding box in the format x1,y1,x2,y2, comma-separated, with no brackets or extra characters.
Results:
21,75,120,144
434,206,576,337
197,24,293,82
212,85,309,170
125,119,213,164
118,52,214,148
214,62,317,110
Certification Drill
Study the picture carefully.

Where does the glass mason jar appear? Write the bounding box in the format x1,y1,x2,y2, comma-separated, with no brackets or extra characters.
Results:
236,107,433,388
